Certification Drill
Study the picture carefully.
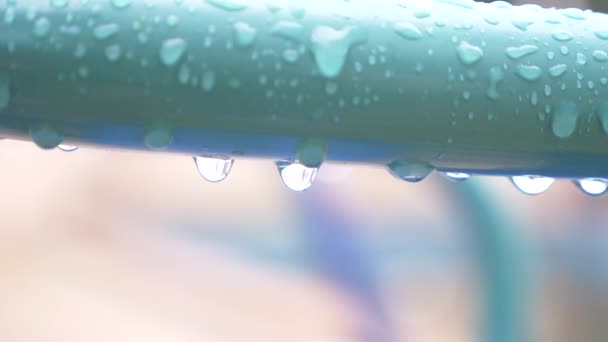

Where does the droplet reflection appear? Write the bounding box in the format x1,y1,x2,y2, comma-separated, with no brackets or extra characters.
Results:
276,160,318,192
511,175,555,195
193,156,234,183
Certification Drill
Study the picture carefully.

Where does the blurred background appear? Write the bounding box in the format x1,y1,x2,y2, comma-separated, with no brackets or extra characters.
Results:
2,1,608,341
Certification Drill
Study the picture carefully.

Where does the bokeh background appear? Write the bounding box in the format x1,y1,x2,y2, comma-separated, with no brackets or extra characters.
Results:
2,1,608,341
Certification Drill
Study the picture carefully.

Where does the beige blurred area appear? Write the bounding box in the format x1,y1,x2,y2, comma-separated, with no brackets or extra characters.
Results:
0,138,606,341
0,141,475,342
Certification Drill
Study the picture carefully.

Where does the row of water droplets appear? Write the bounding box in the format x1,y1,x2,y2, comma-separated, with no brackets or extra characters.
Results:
27,123,608,196
191,135,327,191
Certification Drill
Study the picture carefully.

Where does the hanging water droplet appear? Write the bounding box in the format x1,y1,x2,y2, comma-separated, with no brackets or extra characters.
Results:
58,144,78,152
511,176,555,195
393,22,423,40
551,101,579,139
295,138,327,168
457,41,483,65
144,125,172,150
233,21,256,48
443,172,471,182
30,124,63,150
206,0,247,11
387,160,434,183
310,25,367,78
160,38,187,67
505,44,539,60
275,160,318,192
516,64,542,82
0,71,9,111
573,179,608,196
193,156,235,183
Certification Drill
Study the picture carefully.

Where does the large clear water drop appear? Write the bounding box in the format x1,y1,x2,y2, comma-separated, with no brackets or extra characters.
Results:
30,124,63,150
387,160,434,183
511,176,555,195
574,179,608,196
275,160,318,192
310,25,367,78
193,156,234,183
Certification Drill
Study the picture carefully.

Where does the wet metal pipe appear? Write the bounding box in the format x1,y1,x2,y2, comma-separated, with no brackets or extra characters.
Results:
1,0,608,178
